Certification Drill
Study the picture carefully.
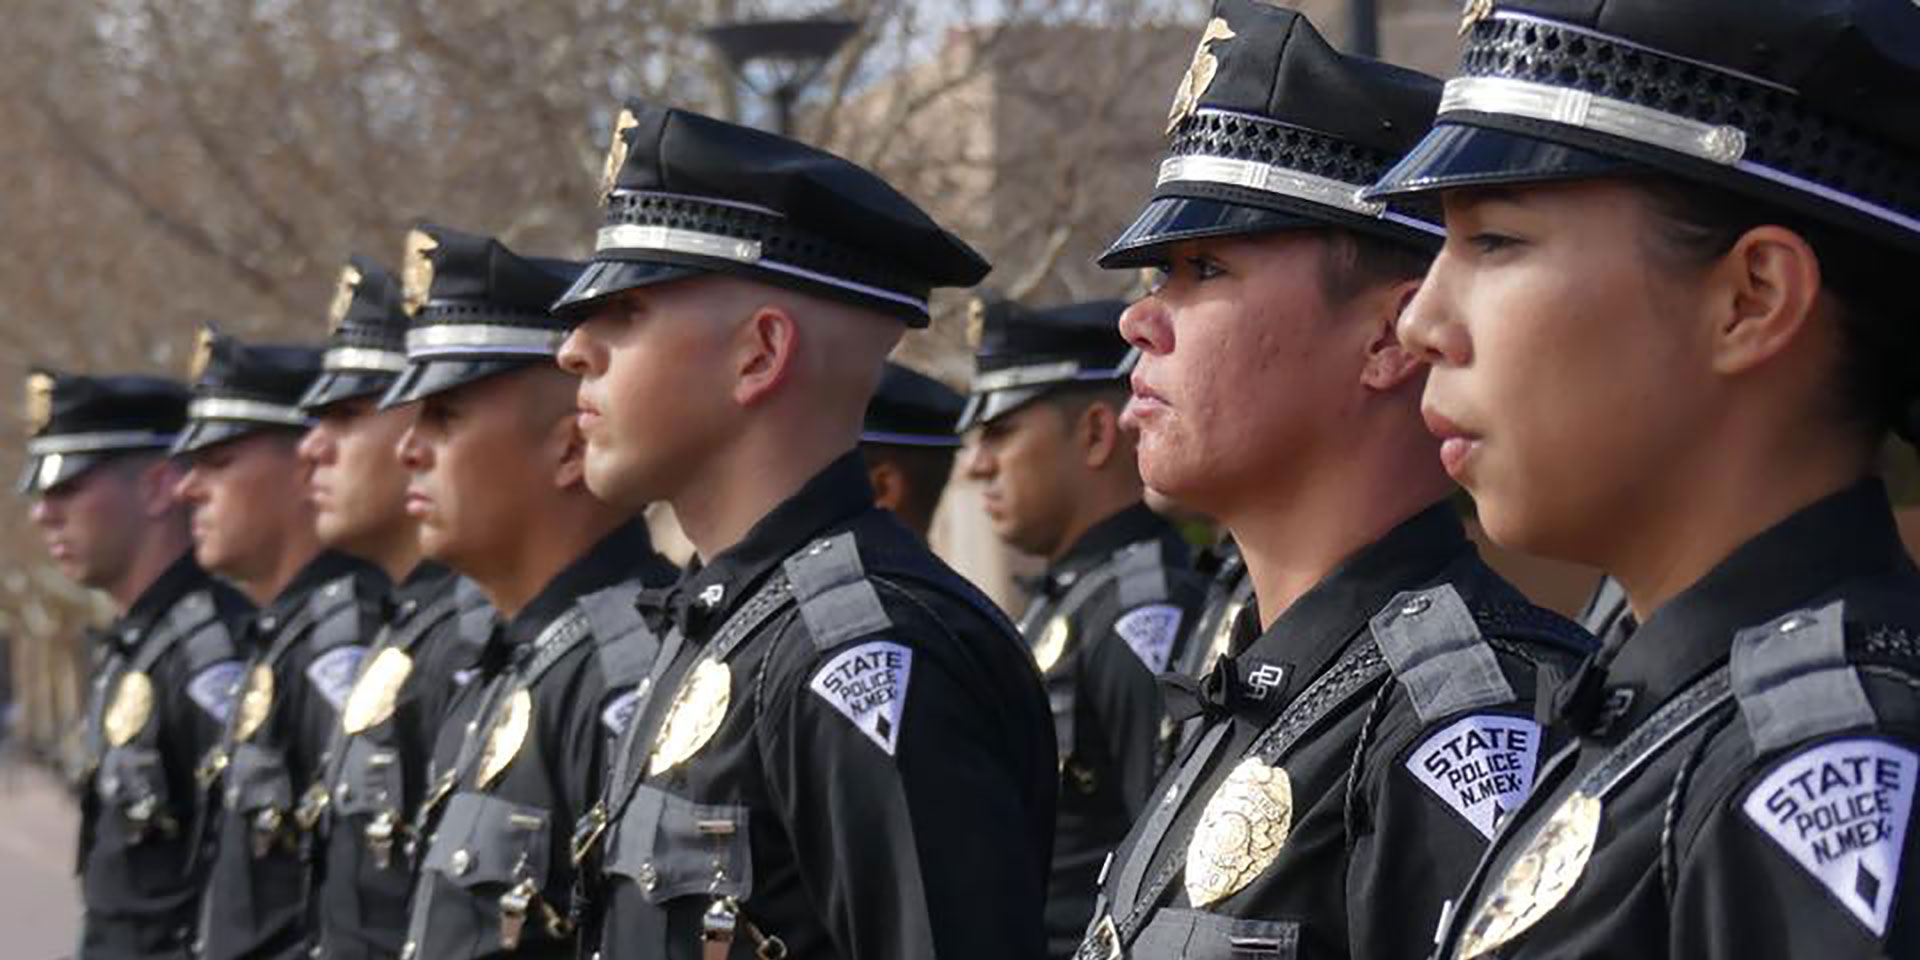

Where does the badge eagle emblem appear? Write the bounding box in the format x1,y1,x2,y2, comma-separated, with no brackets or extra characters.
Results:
326,263,364,333
1457,791,1602,958
234,663,275,742
649,655,732,776
476,688,532,788
1186,756,1293,907
103,670,155,748
188,327,216,381
24,371,53,434
401,229,439,319
340,647,413,735
599,107,640,205
1167,18,1236,136
1459,0,1495,35
965,296,987,350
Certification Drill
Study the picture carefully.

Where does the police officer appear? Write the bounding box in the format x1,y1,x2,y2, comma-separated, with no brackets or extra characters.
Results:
1076,6,1593,959
1372,1,1920,955
390,223,676,960
555,100,1055,960
859,361,965,541
297,254,488,959
176,329,390,960
21,369,249,958
960,297,1207,957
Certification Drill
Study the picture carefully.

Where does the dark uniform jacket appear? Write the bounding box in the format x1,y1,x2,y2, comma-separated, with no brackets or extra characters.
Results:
76,554,249,960
1077,504,1592,960
403,521,675,960
313,563,489,959
1019,503,1206,957
197,551,389,960
1435,481,1920,959
583,452,1056,960
1171,540,1255,752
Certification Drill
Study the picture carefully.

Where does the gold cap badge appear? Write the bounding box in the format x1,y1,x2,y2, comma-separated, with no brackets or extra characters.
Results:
1459,0,1495,35
1168,18,1236,136
599,107,640,205
24,371,53,434
188,328,216,382
965,296,988,350
401,229,439,319
326,263,364,333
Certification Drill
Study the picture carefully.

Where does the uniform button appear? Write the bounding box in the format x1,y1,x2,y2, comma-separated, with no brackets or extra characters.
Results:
1399,595,1432,617
400,941,416,960
260,616,279,632
400,600,419,618
325,583,342,599
336,783,351,803
639,860,658,892
450,849,472,875
1779,615,1811,634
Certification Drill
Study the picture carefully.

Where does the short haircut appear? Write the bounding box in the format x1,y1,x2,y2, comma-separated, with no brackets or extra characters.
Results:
859,443,957,532
1316,228,1434,306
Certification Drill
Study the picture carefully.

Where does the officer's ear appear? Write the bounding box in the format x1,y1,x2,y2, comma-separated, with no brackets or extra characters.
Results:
136,456,185,520
732,302,800,408
1077,398,1123,470
1703,224,1822,378
1358,276,1427,393
867,457,906,513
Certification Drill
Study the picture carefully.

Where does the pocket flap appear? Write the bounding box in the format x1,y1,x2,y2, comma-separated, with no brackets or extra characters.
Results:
605,784,752,904
225,742,291,814
334,738,402,817
421,791,551,889
1135,909,1299,960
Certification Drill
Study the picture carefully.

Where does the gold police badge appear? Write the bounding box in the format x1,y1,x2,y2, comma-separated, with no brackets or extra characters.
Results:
401,229,439,318
1167,18,1236,135
649,656,731,776
1032,615,1071,674
103,670,155,748
1459,0,1495,35
189,328,216,381
1186,756,1293,907
476,688,533,788
24,372,53,434
599,107,640,205
1457,791,1602,958
340,647,413,735
235,663,274,742
327,263,364,332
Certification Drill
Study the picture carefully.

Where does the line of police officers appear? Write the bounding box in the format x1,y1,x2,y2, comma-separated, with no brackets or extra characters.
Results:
19,0,1920,957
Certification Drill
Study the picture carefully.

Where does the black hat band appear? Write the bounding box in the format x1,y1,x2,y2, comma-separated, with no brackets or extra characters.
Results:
404,324,565,359
187,398,312,427
26,430,176,456
1438,11,1920,241
972,350,1140,394
323,347,409,373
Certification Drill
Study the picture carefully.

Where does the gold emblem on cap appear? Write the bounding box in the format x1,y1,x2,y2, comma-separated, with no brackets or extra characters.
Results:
327,263,364,333
475,687,532,788
401,229,439,318
1459,0,1495,35
189,328,216,381
649,655,731,775
103,670,155,748
1167,17,1236,136
1457,791,1601,958
965,297,987,350
1186,756,1293,907
599,107,640,205
235,663,274,742
24,372,53,434
1032,614,1070,674
340,647,412,735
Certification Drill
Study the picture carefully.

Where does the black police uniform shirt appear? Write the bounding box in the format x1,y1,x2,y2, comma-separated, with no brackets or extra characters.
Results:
1018,502,1206,957
76,553,250,960
198,551,389,960
584,452,1056,960
313,562,488,960
404,521,676,960
1435,481,1920,960
1176,539,1253,685
1078,504,1593,960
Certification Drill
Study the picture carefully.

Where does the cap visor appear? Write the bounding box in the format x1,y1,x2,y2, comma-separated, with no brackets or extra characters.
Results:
550,259,707,319
171,420,293,456
1099,197,1320,269
17,451,110,494
1365,122,1643,203
299,370,398,413
378,358,536,409
957,386,1053,433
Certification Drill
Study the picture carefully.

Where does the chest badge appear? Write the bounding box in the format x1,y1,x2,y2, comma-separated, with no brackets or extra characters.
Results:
103,670,155,747
341,647,414,735
649,655,732,776
1186,756,1293,907
1032,615,1071,674
234,664,275,742
1457,791,1601,958
475,688,533,788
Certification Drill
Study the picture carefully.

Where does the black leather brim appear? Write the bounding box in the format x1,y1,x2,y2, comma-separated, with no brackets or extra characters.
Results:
1365,122,1642,202
377,358,536,409
300,370,399,413
1099,197,1323,269
549,260,708,319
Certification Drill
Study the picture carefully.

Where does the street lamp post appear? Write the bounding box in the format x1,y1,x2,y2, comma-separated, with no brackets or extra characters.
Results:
702,17,862,136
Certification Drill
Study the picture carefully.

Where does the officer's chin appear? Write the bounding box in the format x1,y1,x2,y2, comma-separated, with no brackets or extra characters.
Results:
583,444,653,512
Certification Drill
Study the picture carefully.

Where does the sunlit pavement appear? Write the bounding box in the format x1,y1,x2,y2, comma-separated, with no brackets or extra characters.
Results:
0,753,80,960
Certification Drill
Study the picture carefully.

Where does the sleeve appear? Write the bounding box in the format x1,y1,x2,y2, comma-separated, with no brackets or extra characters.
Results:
758,620,1049,960
163,626,244,821
1080,593,1187,815
558,651,620,829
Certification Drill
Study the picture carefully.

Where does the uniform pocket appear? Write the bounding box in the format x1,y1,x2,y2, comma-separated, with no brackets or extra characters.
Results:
97,745,172,836
605,784,752,904
224,742,292,816
1134,909,1300,960
421,792,551,892
333,738,402,817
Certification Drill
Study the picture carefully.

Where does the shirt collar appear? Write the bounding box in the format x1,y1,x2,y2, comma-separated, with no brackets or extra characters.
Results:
263,550,381,625
505,519,658,647
1590,478,1909,735
1046,501,1189,587
115,551,213,649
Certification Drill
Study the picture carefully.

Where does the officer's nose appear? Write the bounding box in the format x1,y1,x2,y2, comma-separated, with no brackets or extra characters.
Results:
557,318,607,378
296,423,335,467
1397,254,1470,369
1118,295,1172,357
395,422,429,472
963,434,995,481
173,466,205,505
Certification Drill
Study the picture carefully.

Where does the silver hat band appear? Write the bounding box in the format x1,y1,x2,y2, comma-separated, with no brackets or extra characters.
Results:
26,430,177,456
1159,154,1386,218
404,324,566,359
323,347,409,373
595,222,931,317
972,349,1140,393
188,398,312,427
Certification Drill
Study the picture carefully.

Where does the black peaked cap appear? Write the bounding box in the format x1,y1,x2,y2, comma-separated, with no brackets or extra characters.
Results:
959,298,1134,431
174,327,322,455
301,253,411,411
863,363,965,448
18,369,188,493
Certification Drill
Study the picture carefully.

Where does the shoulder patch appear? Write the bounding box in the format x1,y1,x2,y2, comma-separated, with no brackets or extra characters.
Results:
306,644,368,713
1741,737,1916,937
1405,713,1542,840
1371,586,1517,724
1115,604,1184,674
808,640,913,756
188,659,245,723
784,533,892,650
601,685,644,737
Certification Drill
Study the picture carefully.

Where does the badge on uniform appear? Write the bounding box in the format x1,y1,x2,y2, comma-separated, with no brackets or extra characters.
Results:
187,660,245,724
1186,756,1294,907
1741,737,1916,937
1406,714,1541,839
307,644,369,713
1033,615,1071,673
341,647,413,734
103,670,155,747
649,655,731,775
1457,791,1602,958
809,640,914,757
234,663,275,741
476,688,532,788
1115,604,1184,674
